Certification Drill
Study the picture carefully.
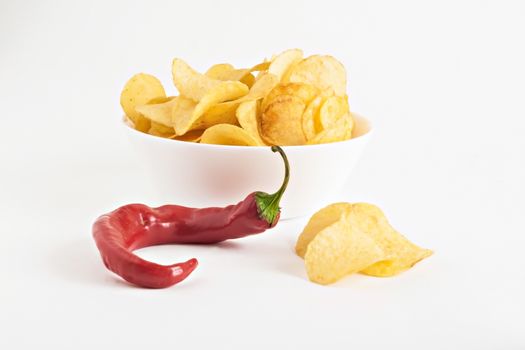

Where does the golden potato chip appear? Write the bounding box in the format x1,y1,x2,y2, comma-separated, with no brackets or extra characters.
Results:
268,49,303,81
261,82,319,113
318,95,349,131
131,115,151,133
236,100,265,145
287,55,347,96
205,63,252,84
250,61,270,72
148,121,175,138
240,73,255,88
200,124,259,146
302,95,324,140
147,96,173,104
297,202,432,283
120,73,166,132
203,72,279,118
170,95,197,132
304,214,384,285
261,95,306,145
348,203,433,277
193,81,248,118
243,72,280,101
205,63,235,78
200,101,238,123
307,113,353,144
172,58,221,101
296,202,353,258
171,129,204,142
135,96,176,127
173,81,248,135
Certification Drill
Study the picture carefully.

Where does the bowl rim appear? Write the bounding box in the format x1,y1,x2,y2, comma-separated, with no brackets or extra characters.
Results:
122,112,373,151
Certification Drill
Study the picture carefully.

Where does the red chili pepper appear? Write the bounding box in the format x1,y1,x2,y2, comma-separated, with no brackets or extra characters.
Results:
93,146,290,288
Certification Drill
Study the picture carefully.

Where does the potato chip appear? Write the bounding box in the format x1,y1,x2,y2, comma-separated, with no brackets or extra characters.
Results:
296,202,432,284
135,96,176,127
236,100,265,145
206,63,252,84
171,129,204,142
287,55,347,96
318,95,349,131
172,58,221,101
243,72,280,101
120,73,166,132
205,63,235,78
304,214,384,285
200,124,259,146
348,203,433,277
250,61,270,72
261,82,319,113
203,72,279,118
268,49,303,81
296,203,353,258
240,73,255,88
200,101,238,123
131,115,152,133
302,95,324,140
261,95,306,145
173,81,248,135
170,95,197,132
307,113,353,144
148,121,175,138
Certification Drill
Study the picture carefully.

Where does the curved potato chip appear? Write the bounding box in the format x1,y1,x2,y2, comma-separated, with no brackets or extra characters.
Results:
205,63,235,77
171,129,204,142
302,95,324,140
201,101,238,121
130,115,151,133
261,82,319,113
318,95,349,131
203,72,279,118
135,96,176,127
236,100,265,145
297,202,432,282
268,49,303,81
174,81,248,135
304,214,384,285
307,113,353,144
169,96,197,134
120,73,166,132
296,202,353,258
240,73,255,88
261,95,306,145
194,108,239,131
348,203,433,277
200,124,259,146
206,63,258,88
148,121,175,138
250,61,270,72
245,72,279,100
287,55,347,96
172,58,221,101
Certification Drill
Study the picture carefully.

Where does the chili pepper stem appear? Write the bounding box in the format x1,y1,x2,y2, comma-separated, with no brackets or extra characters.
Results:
255,146,290,226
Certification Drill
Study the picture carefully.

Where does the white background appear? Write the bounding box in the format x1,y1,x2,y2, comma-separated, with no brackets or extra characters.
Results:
1,0,524,349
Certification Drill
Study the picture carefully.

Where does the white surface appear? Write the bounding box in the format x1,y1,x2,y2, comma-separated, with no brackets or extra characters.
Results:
1,0,524,349
125,115,371,219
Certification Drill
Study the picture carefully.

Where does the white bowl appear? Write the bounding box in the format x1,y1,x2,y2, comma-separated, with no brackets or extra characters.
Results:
123,114,373,219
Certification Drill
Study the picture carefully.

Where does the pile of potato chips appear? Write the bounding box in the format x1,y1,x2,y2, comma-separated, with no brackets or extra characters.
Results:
296,203,432,285
120,49,353,146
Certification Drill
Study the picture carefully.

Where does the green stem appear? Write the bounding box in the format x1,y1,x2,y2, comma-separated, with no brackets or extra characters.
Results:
255,146,290,226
